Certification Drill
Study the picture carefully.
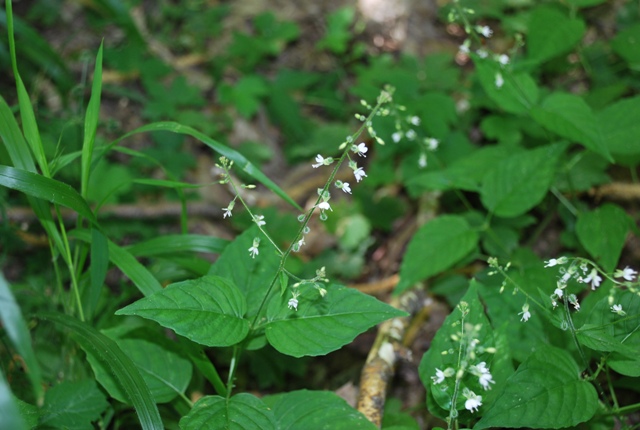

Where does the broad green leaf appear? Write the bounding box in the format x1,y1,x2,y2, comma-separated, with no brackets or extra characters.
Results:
611,23,640,71
0,273,42,402
264,390,377,429
104,121,301,210
527,6,586,64
70,229,162,297
209,226,281,317
419,281,503,419
598,95,640,161
38,312,163,430
576,204,631,272
480,143,565,217
86,329,192,404
409,145,513,192
39,380,108,430
180,393,277,430
397,215,478,293
474,345,598,429
127,234,228,257
0,165,98,225
0,372,26,430
474,56,538,115
219,75,269,118
80,42,103,198
264,284,406,357
580,290,640,376
116,276,250,347
530,93,611,160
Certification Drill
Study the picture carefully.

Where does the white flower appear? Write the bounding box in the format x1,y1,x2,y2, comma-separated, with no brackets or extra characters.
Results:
425,137,439,150
554,287,563,298
459,43,470,54
544,257,567,268
405,129,417,140
410,116,421,125
498,54,509,65
418,153,427,168
476,49,489,58
583,268,602,290
253,214,266,227
611,304,626,315
222,207,233,218
248,237,260,258
318,201,332,211
568,294,580,311
477,25,493,38
312,154,333,168
288,291,300,311
463,388,482,413
392,131,403,143
353,167,367,182
495,72,504,89
479,372,495,390
471,362,495,390
614,266,637,281
432,368,446,384
342,182,351,193
519,303,531,322
353,142,368,157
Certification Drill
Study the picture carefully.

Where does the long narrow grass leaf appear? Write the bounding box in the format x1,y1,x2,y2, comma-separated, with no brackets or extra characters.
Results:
104,122,301,210
0,273,43,404
0,165,97,225
88,228,109,318
0,372,26,430
37,312,163,430
127,234,228,257
70,229,162,297
81,42,103,198
6,0,49,177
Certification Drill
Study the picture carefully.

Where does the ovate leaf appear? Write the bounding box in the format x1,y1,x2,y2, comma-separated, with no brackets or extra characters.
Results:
264,390,377,429
475,57,539,115
576,203,631,272
116,276,249,347
530,93,611,160
480,143,565,217
264,284,406,357
598,95,640,161
474,345,598,429
527,6,586,64
39,380,108,430
180,393,277,430
397,215,478,293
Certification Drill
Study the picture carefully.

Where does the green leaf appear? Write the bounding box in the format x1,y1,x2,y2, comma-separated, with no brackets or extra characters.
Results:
611,23,640,71
264,390,377,429
70,229,162,297
104,121,301,210
116,276,250,347
419,281,503,419
218,75,269,118
126,234,228,257
0,273,42,403
576,204,631,272
598,95,640,161
0,165,98,225
474,345,598,429
397,215,478,293
264,284,406,357
530,93,612,160
88,228,109,318
0,372,26,430
180,393,277,430
81,42,103,198
39,380,108,430
526,6,586,64
474,56,539,115
209,225,281,317
86,328,192,404
37,312,163,430
480,143,565,217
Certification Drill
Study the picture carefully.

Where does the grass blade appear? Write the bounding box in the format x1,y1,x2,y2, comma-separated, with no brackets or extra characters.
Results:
0,273,43,404
0,371,26,430
81,42,104,198
0,165,97,225
37,312,163,430
88,228,109,319
70,229,162,297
